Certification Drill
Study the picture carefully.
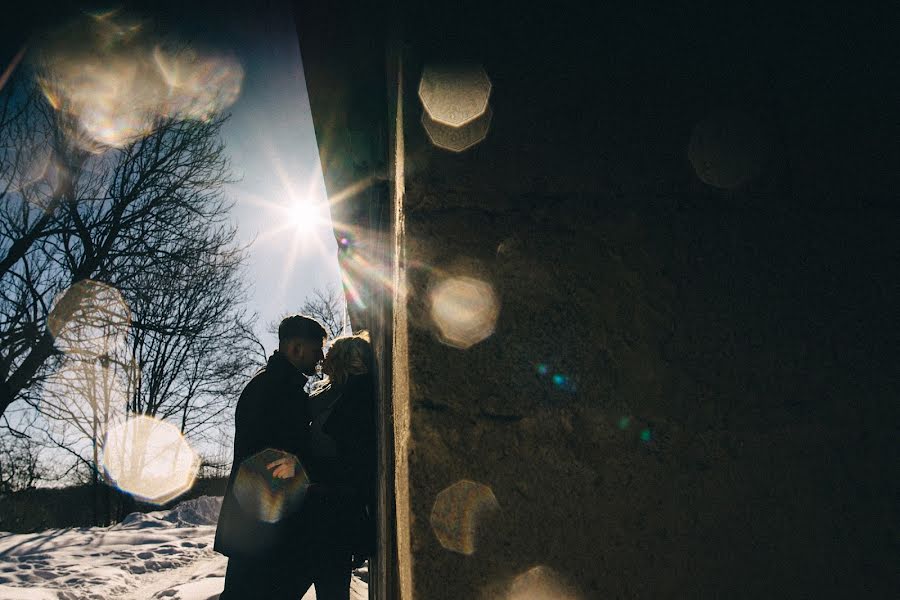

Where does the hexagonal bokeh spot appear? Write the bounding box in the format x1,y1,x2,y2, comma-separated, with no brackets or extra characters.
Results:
506,565,581,600
418,64,492,127
102,415,199,505
688,109,770,189
422,104,493,152
430,479,500,555
232,448,311,524
429,276,500,349
48,279,131,360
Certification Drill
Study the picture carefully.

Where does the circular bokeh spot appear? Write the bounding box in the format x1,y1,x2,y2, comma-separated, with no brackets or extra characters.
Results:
429,276,500,349
418,64,491,127
232,448,311,524
102,415,200,505
550,373,577,393
688,109,769,189
507,565,581,600
48,280,131,360
430,479,500,555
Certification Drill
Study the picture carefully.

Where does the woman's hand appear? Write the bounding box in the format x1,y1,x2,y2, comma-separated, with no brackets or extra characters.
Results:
266,453,300,479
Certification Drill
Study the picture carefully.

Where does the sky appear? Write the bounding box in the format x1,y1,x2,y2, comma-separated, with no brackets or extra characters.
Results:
152,0,344,351
0,1,345,478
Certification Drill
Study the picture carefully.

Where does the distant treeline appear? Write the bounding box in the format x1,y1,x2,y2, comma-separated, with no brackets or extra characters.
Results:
0,477,227,533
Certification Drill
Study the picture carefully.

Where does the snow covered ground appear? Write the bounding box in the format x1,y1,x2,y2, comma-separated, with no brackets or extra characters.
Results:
0,496,368,600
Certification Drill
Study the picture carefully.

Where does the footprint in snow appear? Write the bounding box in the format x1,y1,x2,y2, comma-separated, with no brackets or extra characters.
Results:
34,569,60,579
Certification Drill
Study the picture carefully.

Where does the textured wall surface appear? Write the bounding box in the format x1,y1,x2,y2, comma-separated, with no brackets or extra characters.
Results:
393,3,897,599
294,2,896,597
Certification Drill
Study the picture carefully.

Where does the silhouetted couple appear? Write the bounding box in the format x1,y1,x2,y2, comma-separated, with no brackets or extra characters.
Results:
215,315,376,599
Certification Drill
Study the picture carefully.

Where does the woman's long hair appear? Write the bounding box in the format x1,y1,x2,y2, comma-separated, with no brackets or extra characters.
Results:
322,330,374,386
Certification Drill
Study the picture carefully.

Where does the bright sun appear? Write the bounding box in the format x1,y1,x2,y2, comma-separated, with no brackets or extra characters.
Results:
288,198,322,232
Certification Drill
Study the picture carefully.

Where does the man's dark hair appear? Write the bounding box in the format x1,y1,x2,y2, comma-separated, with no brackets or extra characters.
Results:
278,314,327,345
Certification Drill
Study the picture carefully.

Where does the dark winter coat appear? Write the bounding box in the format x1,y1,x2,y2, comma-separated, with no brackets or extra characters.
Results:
213,351,311,559
304,372,377,556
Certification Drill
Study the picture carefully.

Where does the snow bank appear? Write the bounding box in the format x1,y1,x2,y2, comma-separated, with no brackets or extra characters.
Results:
0,495,367,599
116,496,223,530
161,496,222,527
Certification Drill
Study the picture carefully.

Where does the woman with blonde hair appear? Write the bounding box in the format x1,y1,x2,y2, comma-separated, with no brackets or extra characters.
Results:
318,330,375,389
308,331,376,473
295,330,377,598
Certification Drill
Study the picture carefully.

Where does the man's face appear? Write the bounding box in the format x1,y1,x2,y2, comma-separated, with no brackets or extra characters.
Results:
283,337,325,375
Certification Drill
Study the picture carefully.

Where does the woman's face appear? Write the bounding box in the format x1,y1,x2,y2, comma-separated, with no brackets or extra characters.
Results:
321,353,335,378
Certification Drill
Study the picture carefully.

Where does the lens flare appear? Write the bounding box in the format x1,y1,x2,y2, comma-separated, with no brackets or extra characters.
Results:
333,225,406,313
418,64,492,127
429,276,500,349
41,356,132,456
40,56,161,148
47,280,131,360
33,13,243,151
507,565,581,600
151,46,242,122
102,415,200,505
341,268,367,310
688,109,769,189
422,105,492,152
0,45,26,93
16,150,68,202
232,448,311,524
430,480,500,555
286,196,327,233
551,373,577,393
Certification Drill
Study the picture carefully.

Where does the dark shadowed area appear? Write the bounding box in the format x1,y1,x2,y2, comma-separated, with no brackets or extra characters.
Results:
295,1,898,598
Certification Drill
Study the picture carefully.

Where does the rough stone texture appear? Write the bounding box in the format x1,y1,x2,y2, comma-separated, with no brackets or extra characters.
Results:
291,2,896,597
394,3,897,599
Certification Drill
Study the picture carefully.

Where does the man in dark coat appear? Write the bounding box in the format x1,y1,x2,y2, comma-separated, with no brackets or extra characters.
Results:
215,314,326,599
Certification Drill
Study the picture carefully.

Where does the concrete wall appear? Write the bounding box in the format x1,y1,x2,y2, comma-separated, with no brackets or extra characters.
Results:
390,3,897,599
296,2,896,597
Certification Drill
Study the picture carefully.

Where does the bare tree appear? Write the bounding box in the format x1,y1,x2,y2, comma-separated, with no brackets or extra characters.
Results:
0,58,262,506
301,285,350,340
0,422,43,494
126,242,265,441
0,68,256,415
269,284,349,342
